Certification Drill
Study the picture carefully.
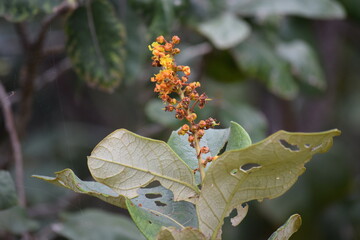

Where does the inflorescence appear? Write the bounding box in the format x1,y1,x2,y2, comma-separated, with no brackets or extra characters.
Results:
149,35,219,176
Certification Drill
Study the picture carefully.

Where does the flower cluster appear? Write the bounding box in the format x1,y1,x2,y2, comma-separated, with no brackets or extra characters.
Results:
149,36,219,172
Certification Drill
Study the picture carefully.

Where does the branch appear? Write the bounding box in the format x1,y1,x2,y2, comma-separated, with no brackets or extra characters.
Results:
35,58,72,90
0,82,26,207
14,23,30,50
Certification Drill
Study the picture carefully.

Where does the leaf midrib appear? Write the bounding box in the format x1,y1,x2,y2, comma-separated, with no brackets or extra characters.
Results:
89,156,200,194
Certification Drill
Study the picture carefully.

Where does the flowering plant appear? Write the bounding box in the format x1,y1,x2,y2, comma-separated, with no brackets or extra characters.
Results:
35,36,340,240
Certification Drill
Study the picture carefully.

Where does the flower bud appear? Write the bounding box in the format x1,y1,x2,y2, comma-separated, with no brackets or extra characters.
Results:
188,135,195,142
181,124,190,132
172,36,180,44
186,113,197,122
199,120,207,128
156,36,165,43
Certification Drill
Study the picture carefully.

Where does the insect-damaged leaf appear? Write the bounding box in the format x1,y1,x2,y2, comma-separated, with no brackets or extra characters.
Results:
65,0,125,91
126,184,198,240
33,168,127,208
157,226,206,240
87,129,199,203
197,129,340,239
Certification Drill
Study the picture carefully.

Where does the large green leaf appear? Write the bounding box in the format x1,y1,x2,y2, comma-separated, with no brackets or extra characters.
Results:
126,184,198,240
65,0,125,91
229,0,345,19
198,12,251,50
55,209,145,240
0,206,39,234
168,128,229,184
268,214,302,240
0,0,62,22
197,129,340,239
232,34,298,99
276,40,326,90
0,171,17,210
33,168,127,208
87,129,199,203
157,227,206,240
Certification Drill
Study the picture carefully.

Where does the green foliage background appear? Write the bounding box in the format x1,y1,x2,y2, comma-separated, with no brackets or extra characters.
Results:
0,0,359,239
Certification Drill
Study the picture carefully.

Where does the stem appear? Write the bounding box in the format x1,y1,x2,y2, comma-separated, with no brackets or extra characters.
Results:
178,89,206,182
194,137,205,182
0,82,26,207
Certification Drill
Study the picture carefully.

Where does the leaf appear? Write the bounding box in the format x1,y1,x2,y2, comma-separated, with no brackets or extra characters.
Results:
168,128,229,184
0,171,17,210
55,209,145,240
87,129,199,203
0,206,39,234
230,204,248,227
198,12,251,50
33,168,127,208
65,0,125,91
197,129,341,239
0,0,62,22
232,34,298,99
230,0,345,19
149,0,174,37
268,214,302,240
276,40,326,90
126,184,198,240
226,121,252,151
157,227,206,240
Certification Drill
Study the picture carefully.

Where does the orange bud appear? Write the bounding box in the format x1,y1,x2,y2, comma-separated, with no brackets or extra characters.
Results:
186,113,197,122
156,36,165,43
199,120,207,128
181,124,190,131
188,135,195,142
172,36,180,44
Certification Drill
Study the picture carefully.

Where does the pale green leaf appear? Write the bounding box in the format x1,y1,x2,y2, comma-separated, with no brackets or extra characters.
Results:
268,214,302,240
232,34,298,99
126,184,198,240
0,0,62,22
276,40,326,90
198,12,251,50
65,0,125,91
33,168,127,208
157,227,206,240
226,121,252,151
55,209,145,240
0,171,17,210
0,206,39,234
230,0,345,19
87,129,199,203
197,129,341,239
168,128,229,184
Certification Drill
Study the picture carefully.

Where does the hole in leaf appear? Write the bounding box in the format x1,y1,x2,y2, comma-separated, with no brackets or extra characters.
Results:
148,221,152,224
145,193,162,199
240,163,261,172
279,139,300,151
142,180,161,189
218,142,228,155
155,201,167,207
230,169,238,175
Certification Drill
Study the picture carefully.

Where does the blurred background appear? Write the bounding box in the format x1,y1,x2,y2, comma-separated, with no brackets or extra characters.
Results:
0,0,359,239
